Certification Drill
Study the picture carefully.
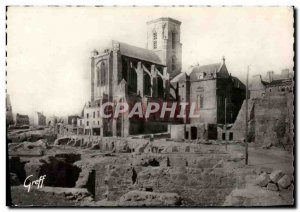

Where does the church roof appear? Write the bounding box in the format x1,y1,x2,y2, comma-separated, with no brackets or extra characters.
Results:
117,41,163,65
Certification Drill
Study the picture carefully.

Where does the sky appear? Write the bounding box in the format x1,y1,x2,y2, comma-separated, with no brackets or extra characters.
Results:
6,6,294,117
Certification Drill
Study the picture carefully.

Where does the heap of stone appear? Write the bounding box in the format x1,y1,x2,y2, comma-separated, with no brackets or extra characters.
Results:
254,169,293,191
8,139,49,156
118,190,181,206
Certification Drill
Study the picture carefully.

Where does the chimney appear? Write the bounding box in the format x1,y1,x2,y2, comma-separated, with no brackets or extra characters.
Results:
281,69,289,79
266,71,274,83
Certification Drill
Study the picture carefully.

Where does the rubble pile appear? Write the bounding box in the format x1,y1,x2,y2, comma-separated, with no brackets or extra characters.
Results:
118,190,182,206
254,169,293,191
8,128,57,144
8,139,49,156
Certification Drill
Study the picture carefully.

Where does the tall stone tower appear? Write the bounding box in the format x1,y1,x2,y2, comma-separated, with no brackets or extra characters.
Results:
146,17,182,79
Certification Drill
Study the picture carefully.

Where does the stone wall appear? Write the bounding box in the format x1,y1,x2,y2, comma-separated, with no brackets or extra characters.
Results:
94,163,236,206
229,93,294,148
190,79,217,124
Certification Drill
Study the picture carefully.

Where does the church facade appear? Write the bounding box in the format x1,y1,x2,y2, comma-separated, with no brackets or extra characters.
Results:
78,17,183,137
77,17,246,138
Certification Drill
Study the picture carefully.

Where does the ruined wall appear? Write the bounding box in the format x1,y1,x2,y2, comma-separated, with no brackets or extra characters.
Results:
94,163,236,206
229,93,293,147
254,94,291,147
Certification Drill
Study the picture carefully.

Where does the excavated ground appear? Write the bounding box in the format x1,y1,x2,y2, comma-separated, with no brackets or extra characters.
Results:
8,135,294,207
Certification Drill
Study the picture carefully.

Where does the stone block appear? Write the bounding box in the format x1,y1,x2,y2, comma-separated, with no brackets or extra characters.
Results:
266,183,278,191
254,173,271,187
277,175,292,189
270,170,284,183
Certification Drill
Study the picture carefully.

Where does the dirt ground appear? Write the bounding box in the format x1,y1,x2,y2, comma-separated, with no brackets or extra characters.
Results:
227,143,294,175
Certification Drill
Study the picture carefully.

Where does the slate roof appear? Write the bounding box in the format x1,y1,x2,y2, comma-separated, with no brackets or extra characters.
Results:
17,114,29,119
170,72,186,83
117,41,163,65
189,63,221,80
267,79,293,86
232,76,246,89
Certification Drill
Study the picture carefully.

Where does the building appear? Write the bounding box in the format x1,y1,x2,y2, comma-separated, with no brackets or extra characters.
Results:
15,113,30,126
33,112,46,126
48,116,58,126
171,57,246,125
75,17,246,139
77,17,183,137
68,115,81,125
6,94,14,126
228,69,294,146
249,69,293,99
170,57,246,140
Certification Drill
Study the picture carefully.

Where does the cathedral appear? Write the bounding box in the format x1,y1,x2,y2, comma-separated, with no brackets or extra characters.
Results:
77,17,246,138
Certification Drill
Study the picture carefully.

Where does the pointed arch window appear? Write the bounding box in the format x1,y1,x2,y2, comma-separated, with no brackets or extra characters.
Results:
153,31,157,49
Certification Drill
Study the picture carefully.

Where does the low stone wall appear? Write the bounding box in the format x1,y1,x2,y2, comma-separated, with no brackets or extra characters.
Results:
92,149,232,205
10,186,92,206
94,164,236,206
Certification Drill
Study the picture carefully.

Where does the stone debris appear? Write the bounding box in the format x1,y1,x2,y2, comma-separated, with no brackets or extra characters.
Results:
277,175,292,189
229,152,245,162
8,131,294,207
270,170,284,183
255,173,271,187
118,190,181,206
262,143,273,149
254,170,293,191
266,183,278,191
8,139,48,156
90,144,100,150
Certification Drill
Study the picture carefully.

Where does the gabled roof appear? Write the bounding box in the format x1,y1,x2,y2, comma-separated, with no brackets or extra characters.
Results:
170,72,186,83
232,76,246,89
267,79,293,86
16,114,29,118
189,63,222,80
116,41,163,65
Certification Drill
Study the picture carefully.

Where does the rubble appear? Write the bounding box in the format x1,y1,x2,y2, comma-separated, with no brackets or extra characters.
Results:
254,170,293,192
270,170,284,183
262,143,273,149
118,190,181,206
266,183,278,191
229,152,245,162
254,173,270,187
278,175,292,189
8,134,294,206
8,139,49,156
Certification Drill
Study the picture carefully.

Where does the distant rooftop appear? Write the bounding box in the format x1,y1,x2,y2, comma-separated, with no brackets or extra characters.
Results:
147,17,181,25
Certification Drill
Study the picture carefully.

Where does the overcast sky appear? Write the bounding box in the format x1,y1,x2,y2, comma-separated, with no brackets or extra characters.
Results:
6,6,294,117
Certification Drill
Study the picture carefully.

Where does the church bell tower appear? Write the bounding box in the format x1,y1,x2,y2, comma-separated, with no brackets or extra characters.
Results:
146,17,182,79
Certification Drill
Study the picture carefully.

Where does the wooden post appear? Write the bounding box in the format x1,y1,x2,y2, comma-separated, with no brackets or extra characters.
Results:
245,66,249,165
225,97,227,151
